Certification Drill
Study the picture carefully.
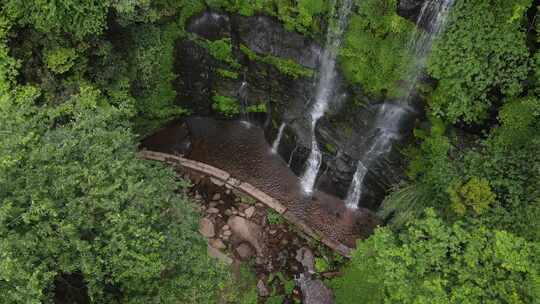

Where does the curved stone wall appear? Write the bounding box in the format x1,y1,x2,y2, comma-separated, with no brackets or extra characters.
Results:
138,150,354,257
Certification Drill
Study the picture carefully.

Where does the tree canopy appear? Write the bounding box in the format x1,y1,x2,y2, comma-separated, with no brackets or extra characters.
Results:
332,209,540,304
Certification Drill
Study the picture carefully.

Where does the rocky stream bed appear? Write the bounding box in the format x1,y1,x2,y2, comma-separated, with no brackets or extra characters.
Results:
183,171,342,304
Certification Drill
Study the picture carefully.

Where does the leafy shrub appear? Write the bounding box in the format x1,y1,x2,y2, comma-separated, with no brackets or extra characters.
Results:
221,263,258,304
44,46,78,74
263,56,314,78
406,116,458,207
207,0,328,34
462,96,540,241
212,94,240,117
339,0,415,98
297,0,326,28
246,103,267,113
448,177,496,215
3,0,109,38
128,23,186,132
0,17,19,94
113,0,203,25
240,44,314,78
427,0,532,123
331,209,540,304
0,86,228,303
314,257,330,272
266,209,284,225
205,38,241,68
217,68,240,79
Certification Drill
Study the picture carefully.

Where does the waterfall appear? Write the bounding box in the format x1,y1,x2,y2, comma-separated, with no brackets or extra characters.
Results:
238,81,251,126
344,0,454,209
345,162,367,208
404,0,455,101
300,0,353,195
271,123,286,154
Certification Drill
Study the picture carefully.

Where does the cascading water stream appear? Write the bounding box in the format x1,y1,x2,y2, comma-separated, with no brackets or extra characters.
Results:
403,0,455,101
271,123,286,154
345,162,367,208
238,80,251,126
345,0,454,209
300,0,353,195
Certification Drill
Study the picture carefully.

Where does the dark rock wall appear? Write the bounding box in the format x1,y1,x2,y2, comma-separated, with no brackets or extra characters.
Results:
176,10,423,210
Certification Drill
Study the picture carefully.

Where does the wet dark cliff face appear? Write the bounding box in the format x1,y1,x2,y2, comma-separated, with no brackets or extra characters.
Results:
398,0,428,22
175,10,422,210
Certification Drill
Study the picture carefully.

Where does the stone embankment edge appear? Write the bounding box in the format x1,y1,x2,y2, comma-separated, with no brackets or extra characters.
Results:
138,150,353,257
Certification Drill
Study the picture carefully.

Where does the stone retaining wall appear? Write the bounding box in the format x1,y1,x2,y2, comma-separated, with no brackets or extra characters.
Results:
138,150,353,257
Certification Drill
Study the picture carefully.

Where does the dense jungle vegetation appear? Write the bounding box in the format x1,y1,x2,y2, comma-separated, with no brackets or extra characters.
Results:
0,0,538,303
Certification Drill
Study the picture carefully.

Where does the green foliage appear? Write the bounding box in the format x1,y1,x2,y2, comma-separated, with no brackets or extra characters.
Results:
267,295,285,304
266,209,284,225
221,263,258,304
205,38,241,68
0,17,20,95
297,0,326,29
332,209,540,304
128,22,187,132
461,97,540,241
207,0,328,34
428,0,532,123
265,271,295,303
493,97,540,147
112,0,203,25
206,0,264,16
44,46,78,74
0,85,228,303
390,97,539,240
240,44,314,78
406,117,458,208
246,103,267,113
448,177,496,216
3,0,110,38
324,142,337,154
217,68,240,79
263,55,314,78
340,0,415,97
240,44,258,60
212,94,240,117
378,184,433,230
314,257,330,273
284,278,295,294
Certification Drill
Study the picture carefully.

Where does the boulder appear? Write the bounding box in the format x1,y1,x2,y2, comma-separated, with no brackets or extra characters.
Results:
297,274,334,304
227,216,265,255
244,206,256,218
207,207,220,214
235,243,254,260
208,244,233,265
296,247,315,273
199,218,215,238
209,238,226,250
257,279,270,297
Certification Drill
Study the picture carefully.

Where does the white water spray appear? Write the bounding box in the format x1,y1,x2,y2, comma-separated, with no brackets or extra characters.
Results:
300,0,353,195
271,123,286,154
238,81,250,123
344,0,454,209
